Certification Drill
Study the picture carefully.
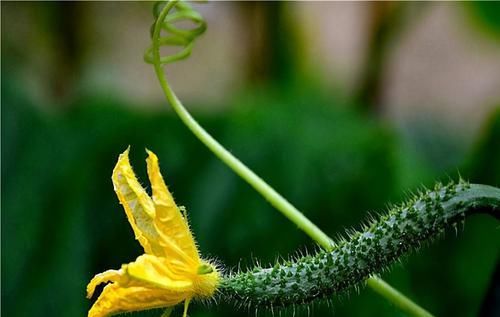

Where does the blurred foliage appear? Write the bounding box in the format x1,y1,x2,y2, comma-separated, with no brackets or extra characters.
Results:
3,1,500,317
2,74,499,317
464,2,500,39
463,107,500,186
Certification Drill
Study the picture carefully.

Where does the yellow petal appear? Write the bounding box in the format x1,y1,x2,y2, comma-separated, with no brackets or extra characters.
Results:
112,148,164,256
125,254,193,291
88,284,188,317
146,149,200,264
87,255,193,298
145,149,174,207
87,269,122,299
88,149,220,317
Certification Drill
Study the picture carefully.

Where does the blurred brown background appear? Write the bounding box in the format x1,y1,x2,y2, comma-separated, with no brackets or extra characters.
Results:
2,2,500,317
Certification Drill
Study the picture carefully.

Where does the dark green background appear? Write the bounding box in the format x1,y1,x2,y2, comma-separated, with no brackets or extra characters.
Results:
2,2,500,317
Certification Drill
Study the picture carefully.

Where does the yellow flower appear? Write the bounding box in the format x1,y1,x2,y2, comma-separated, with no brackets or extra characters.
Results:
87,148,219,317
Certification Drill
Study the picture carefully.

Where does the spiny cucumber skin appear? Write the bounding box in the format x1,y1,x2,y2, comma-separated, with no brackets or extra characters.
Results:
219,181,500,308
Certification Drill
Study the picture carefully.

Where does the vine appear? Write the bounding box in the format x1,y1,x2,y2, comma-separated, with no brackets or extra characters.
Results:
144,1,500,316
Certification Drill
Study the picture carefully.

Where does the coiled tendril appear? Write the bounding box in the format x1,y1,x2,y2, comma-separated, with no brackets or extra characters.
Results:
144,0,206,66
144,2,445,316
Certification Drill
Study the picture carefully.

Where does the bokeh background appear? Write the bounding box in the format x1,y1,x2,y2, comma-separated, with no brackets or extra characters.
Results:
2,2,500,317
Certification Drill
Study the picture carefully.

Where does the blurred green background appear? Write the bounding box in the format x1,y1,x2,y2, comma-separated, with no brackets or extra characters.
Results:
2,2,500,317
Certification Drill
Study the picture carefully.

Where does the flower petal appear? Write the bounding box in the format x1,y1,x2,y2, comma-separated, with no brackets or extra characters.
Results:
146,149,200,264
87,269,122,299
125,254,193,290
88,284,188,317
87,254,193,299
112,148,164,255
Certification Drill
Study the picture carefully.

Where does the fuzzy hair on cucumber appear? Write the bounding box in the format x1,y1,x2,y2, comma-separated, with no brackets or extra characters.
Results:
219,181,500,309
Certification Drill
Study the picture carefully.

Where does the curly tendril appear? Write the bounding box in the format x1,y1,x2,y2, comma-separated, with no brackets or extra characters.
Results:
145,1,435,316
143,2,499,317
144,0,206,66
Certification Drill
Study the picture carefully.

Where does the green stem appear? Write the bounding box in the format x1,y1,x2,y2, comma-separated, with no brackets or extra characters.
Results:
367,277,433,317
151,0,333,254
149,1,433,316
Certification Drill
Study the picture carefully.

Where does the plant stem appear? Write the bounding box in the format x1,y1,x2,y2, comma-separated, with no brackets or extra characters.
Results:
367,277,433,317
150,2,434,316
152,5,334,251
